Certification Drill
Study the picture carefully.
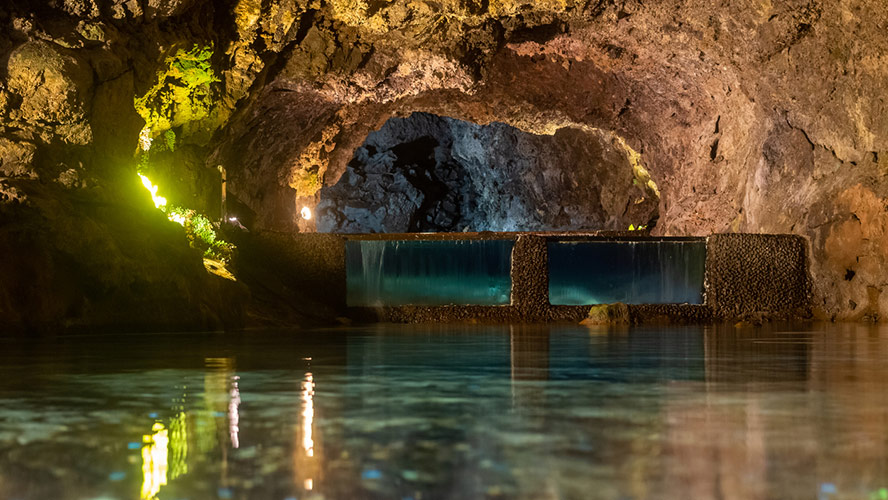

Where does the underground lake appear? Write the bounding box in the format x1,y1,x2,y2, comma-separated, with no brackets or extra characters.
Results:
1,323,887,500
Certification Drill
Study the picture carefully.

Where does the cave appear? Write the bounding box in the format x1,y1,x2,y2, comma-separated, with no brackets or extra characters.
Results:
2,0,888,498
316,112,659,233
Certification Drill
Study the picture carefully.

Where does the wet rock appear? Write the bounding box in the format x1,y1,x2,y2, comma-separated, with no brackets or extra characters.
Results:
581,303,631,326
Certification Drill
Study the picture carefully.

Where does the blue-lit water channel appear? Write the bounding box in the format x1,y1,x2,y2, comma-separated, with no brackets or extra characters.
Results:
1,324,887,500
346,240,514,306
345,239,707,307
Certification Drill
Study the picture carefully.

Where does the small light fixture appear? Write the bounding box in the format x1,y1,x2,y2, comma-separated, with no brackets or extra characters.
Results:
301,206,312,220
228,216,237,222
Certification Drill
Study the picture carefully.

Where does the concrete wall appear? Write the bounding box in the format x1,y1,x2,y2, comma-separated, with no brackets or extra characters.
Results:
299,232,811,323
705,234,811,319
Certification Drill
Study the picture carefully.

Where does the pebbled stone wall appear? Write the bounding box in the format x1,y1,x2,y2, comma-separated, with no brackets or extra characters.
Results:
339,232,811,324
705,234,811,320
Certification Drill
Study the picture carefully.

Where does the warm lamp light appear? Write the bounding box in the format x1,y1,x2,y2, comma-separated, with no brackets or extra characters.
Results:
301,206,312,220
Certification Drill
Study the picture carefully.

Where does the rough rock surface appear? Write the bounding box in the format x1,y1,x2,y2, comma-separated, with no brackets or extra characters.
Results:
210,0,888,322
0,0,887,328
316,112,657,233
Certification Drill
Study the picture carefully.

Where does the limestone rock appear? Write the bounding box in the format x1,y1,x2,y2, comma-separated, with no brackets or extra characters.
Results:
58,0,101,18
0,182,27,204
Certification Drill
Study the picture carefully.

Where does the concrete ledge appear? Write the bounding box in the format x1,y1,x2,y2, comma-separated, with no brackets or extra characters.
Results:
292,231,811,324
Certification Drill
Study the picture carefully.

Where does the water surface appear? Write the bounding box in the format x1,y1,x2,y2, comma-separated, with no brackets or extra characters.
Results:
1,323,887,500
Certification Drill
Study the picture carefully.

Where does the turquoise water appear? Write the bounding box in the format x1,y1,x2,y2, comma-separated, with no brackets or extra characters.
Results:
1,323,888,500
548,240,706,305
346,240,513,306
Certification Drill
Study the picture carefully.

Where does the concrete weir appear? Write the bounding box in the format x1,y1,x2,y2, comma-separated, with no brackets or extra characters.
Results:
288,232,811,324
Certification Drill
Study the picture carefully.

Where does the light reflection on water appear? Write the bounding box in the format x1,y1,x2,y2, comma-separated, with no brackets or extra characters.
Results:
0,323,887,499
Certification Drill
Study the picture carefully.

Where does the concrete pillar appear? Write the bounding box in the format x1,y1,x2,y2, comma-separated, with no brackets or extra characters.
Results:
510,234,550,320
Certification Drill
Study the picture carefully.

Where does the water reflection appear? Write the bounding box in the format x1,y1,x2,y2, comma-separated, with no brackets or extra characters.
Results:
1,325,888,499
296,369,320,493
229,375,240,449
510,326,549,412
133,357,243,499
663,324,888,500
140,422,168,500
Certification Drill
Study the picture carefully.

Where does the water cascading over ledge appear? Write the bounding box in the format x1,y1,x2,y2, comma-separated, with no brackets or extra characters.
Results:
346,239,514,306
292,232,810,324
548,241,707,306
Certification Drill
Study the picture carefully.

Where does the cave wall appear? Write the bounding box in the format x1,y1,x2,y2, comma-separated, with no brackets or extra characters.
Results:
0,1,251,332
0,0,886,326
212,0,888,321
316,112,658,233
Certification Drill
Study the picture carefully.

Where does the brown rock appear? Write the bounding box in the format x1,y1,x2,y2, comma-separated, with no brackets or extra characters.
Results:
0,138,37,179
581,303,631,325
7,41,93,126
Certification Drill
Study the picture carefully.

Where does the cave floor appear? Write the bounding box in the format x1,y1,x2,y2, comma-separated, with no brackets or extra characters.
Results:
0,322,885,499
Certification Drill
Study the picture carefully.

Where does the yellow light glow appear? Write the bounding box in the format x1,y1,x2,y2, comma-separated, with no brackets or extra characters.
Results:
168,211,186,226
168,412,188,480
305,478,313,490
230,375,240,449
302,372,314,457
141,422,169,500
301,206,312,220
139,127,153,152
138,173,167,209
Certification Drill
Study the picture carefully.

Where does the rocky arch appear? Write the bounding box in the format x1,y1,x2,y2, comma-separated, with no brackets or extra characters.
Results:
211,18,756,237
313,112,659,233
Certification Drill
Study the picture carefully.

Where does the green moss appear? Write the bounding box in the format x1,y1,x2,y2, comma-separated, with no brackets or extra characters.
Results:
137,176,233,262
134,44,220,138
167,206,234,261
163,129,176,152
581,303,631,325
292,169,321,198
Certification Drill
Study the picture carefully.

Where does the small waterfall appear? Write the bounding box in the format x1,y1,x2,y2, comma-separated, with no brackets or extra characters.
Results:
547,240,706,305
346,239,514,306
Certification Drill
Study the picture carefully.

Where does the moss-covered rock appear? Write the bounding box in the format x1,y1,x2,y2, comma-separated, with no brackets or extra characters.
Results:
581,303,631,326
135,44,221,143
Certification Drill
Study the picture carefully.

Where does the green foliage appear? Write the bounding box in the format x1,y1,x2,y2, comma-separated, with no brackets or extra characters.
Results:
166,206,234,261
163,129,176,152
190,212,216,246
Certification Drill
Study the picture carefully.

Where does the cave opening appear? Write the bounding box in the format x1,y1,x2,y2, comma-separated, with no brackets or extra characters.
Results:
315,112,660,234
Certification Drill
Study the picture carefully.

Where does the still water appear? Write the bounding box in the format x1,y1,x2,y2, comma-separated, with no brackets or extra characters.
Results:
1,323,887,500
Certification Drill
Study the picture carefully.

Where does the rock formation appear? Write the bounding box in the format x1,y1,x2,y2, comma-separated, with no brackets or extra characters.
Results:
316,112,658,233
1,0,887,329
